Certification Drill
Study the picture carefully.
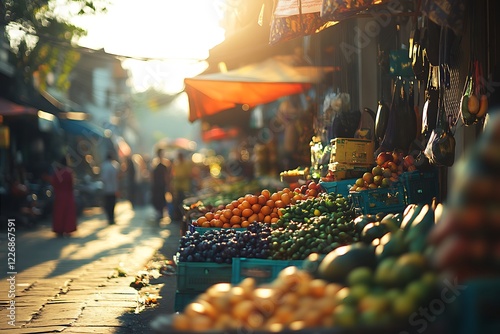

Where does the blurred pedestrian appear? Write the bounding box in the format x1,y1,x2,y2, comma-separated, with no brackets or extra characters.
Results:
125,156,137,207
151,148,171,223
48,156,77,237
101,152,119,225
171,151,192,222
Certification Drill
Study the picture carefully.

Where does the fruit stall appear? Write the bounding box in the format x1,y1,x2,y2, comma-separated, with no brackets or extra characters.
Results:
147,108,500,333
146,117,489,333
164,0,500,332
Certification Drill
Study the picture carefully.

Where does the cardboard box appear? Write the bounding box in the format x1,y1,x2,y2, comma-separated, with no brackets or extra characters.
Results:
328,162,372,181
330,138,375,164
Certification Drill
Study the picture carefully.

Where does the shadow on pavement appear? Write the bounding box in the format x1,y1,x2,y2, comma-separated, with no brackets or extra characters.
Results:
0,201,165,280
115,219,182,334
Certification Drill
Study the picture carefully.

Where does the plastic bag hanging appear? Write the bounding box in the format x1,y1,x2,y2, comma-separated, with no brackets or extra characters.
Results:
424,90,456,167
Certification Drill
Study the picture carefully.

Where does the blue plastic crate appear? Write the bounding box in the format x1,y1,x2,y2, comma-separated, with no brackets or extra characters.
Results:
350,182,406,215
176,261,233,292
400,169,439,205
174,290,200,312
319,179,357,198
231,258,304,285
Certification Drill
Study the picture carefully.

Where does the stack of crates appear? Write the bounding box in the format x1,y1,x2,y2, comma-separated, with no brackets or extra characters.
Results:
174,260,233,312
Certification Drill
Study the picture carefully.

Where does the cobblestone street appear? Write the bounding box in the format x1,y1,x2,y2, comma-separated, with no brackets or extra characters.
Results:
0,201,179,333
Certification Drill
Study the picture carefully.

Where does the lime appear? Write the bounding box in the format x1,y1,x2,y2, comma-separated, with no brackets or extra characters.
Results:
359,294,391,313
405,279,431,303
349,284,370,302
374,257,397,287
347,267,374,287
332,304,357,327
385,287,403,303
392,294,418,319
359,309,381,326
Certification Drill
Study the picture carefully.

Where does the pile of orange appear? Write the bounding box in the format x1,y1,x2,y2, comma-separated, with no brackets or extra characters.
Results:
194,186,317,228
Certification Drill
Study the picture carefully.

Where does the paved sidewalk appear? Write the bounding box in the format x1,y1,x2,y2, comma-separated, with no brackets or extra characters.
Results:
0,201,178,333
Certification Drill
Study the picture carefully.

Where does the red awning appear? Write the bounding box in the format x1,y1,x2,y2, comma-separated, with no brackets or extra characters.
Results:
0,98,38,116
184,57,334,122
202,127,239,142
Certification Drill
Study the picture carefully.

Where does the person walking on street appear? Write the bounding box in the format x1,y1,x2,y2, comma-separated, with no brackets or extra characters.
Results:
48,156,77,237
101,152,119,225
171,151,192,222
151,148,171,223
125,156,137,207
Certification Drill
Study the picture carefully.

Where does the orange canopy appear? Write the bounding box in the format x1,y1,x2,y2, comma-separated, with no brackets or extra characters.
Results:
184,57,333,122
0,97,38,116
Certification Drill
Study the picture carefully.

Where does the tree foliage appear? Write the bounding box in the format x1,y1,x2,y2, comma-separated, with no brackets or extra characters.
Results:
2,0,108,91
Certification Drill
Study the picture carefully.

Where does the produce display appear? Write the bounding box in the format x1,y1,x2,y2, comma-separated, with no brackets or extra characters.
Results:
270,193,357,260
177,223,271,263
170,202,442,332
178,192,357,263
350,151,416,192
192,181,322,229
195,179,281,208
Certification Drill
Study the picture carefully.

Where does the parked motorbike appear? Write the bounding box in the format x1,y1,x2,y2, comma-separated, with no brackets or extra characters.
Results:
0,181,41,227
27,180,54,219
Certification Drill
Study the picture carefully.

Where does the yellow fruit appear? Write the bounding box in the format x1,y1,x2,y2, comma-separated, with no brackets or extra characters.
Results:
363,172,374,184
355,178,365,187
372,166,383,176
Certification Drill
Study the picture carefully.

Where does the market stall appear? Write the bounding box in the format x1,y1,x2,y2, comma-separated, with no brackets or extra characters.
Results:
161,0,500,332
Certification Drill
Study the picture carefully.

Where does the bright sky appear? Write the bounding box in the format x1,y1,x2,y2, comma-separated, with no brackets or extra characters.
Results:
69,0,226,93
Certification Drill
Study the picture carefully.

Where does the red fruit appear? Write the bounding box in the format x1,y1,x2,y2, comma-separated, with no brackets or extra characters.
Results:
376,152,393,166
403,155,415,169
392,151,403,165
308,182,318,190
387,161,398,173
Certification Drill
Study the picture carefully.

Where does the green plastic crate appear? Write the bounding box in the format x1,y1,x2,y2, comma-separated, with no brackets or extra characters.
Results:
176,261,233,292
350,182,406,215
174,290,200,312
231,258,304,285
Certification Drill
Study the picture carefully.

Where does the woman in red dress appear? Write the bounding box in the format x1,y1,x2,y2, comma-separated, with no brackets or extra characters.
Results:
50,156,77,237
